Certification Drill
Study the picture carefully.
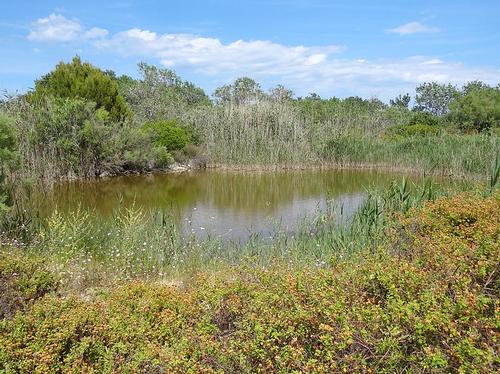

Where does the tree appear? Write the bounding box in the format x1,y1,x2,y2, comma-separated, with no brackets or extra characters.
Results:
214,77,264,105
415,82,459,116
304,92,322,101
368,97,387,110
390,93,411,109
33,56,130,122
449,87,500,132
269,85,294,102
119,63,210,121
461,80,490,95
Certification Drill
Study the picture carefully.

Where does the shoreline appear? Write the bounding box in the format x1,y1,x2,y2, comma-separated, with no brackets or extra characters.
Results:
21,159,485,190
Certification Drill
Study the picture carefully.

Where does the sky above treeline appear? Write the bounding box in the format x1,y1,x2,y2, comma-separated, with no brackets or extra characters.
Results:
1,0,499,100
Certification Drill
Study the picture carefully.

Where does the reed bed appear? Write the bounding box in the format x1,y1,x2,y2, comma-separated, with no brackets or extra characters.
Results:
183,102,499,177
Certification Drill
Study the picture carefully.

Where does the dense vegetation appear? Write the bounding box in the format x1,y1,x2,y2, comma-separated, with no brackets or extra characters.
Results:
0,57,499,372
0,192,498,372
0,57,499,189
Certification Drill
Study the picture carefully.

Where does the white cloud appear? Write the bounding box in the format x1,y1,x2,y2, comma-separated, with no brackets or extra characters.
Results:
421,58,443,65
28,13,108,42
95,29,500,96
95,29,343,77
28,13,82,41
84,27,109,40
28,15,500,99
387,21,440,35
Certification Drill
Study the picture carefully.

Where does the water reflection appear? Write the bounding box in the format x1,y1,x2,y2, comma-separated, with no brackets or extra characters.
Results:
37,169,424,242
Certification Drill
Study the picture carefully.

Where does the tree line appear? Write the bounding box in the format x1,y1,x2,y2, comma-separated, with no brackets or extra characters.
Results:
0,55,498,197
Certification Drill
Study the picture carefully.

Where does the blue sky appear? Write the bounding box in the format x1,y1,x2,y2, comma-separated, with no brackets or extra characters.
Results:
1,0,499,100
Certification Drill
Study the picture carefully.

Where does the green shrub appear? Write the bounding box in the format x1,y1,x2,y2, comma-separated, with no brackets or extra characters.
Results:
407,111,439,127
386,123,440,138
152,146,174,168
449,87,500,132
0,193,497,372
385,111,440,138
145,119,191,151
0,250,58,319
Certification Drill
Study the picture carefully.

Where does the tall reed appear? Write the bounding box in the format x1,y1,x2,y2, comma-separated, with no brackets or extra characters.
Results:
183,101,498,177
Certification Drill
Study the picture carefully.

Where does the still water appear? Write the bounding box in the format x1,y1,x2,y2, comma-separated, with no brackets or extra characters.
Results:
38,169,431,242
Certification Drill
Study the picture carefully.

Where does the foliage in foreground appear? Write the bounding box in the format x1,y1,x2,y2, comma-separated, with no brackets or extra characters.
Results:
0,192,498,373
0,251,57,319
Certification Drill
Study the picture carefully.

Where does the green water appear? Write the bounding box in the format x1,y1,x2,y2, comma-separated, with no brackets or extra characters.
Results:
37,169,438,242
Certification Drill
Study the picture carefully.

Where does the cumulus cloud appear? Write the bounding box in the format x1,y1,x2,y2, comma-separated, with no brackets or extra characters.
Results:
289,57,500,99
28,13,82,41
94,29,500,94
28,15,500,99
84,27,109,40
387,21,440,35
28,13,108,42
94,30,343,77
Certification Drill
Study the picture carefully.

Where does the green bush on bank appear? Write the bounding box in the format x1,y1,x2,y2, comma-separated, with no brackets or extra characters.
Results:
407,111,439,127
385,111,440,139
145,119,191,151
385,123,440,138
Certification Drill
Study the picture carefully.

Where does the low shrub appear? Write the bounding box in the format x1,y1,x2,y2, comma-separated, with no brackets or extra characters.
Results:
0,193,498,372
386,123,440,138
407,111,439,127
0,250,58,319
385,111,440,139
145,119,191,152
152,146,174,168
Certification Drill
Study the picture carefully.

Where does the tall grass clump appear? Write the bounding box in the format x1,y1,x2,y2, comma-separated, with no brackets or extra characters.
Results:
321,133,499,176
186,102,316,165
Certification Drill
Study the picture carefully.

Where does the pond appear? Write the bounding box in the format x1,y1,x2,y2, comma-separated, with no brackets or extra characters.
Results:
37,169,437,242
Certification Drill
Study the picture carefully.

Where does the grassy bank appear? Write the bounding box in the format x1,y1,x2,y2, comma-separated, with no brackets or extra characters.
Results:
1,192,498,372
2,59,499,187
